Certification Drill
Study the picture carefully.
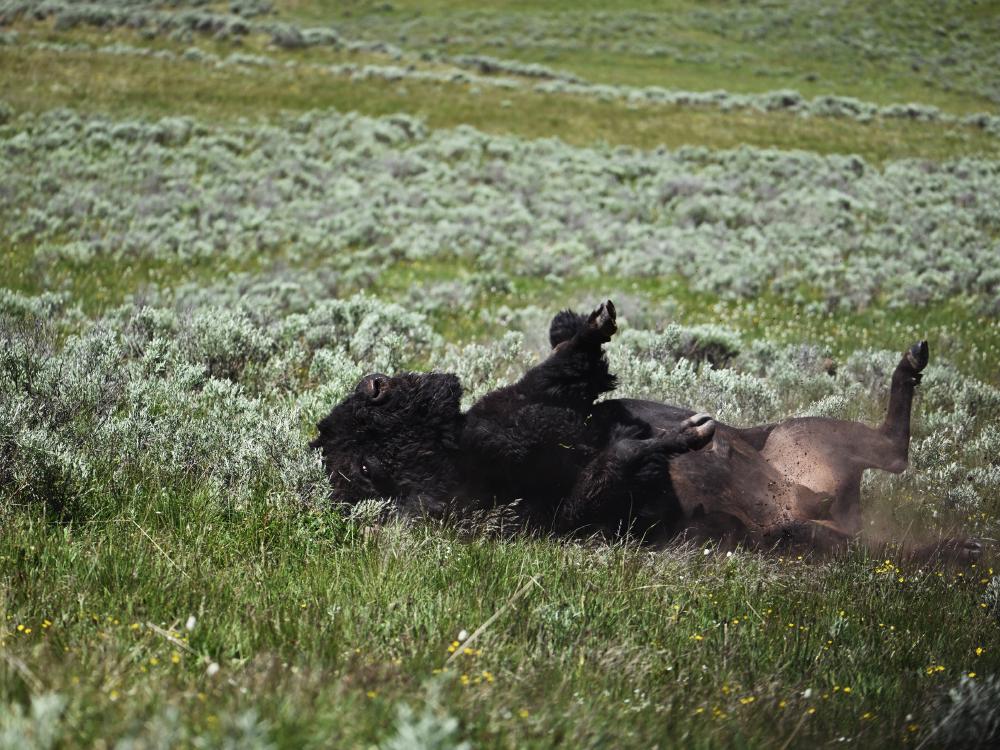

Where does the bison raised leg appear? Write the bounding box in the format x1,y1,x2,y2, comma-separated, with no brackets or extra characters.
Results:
758,341,929,536
514,300,619,407
878,340,929,471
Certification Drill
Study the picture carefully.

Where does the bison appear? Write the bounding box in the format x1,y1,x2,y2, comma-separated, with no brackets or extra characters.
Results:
311,300,978,558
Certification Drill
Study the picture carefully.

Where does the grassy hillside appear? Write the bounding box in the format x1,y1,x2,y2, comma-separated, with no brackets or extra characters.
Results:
1,1,999,748
287,0,1000,113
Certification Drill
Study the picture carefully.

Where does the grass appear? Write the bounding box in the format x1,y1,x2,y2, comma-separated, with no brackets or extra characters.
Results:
2,31,1000,163
2,2,1000,748
282,0,1000,114
0,240,280,317
2,494,997,748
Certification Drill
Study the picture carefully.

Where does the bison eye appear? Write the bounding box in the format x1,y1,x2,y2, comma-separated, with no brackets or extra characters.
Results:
358,456,394,494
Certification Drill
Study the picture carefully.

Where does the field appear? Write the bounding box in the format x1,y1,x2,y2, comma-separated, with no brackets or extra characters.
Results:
2,1,1000,747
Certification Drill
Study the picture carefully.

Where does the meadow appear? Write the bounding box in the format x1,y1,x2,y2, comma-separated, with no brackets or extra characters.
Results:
1,1,1000,747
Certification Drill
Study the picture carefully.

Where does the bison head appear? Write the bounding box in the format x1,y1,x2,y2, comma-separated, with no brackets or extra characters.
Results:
310,371,465,516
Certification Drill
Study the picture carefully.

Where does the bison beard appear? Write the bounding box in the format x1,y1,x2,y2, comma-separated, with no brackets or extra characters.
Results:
311,301,980,559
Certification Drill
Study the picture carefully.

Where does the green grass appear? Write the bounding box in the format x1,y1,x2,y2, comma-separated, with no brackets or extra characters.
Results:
282,0,1000,114
2,494,998,748
0,242,271,316
3,3,1000,748
2,30,999,163
450,42,993,115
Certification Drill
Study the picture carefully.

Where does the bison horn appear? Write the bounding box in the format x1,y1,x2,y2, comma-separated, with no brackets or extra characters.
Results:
358,373,391,403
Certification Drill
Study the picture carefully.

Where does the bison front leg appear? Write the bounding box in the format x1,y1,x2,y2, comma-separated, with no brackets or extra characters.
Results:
548,301,615,348
554,413,716,534
518,300,619,406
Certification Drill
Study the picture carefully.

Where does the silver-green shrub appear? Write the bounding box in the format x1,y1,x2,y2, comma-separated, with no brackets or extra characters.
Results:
931,676,1000,749
3,108,998,311
0,694,66,750
2,282,999,535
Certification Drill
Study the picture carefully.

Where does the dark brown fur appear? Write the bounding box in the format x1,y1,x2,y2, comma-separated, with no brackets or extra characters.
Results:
311,302,979,560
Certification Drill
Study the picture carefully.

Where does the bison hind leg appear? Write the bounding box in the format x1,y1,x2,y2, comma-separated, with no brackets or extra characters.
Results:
902,536,985,566
879,339,930,459
905,339,929,378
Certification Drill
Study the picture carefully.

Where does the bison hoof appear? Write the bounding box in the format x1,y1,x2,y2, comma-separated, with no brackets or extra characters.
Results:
586,300,617,342
680,412,716,451
905,340,929,373
936,536,985,565
959,538,984,564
